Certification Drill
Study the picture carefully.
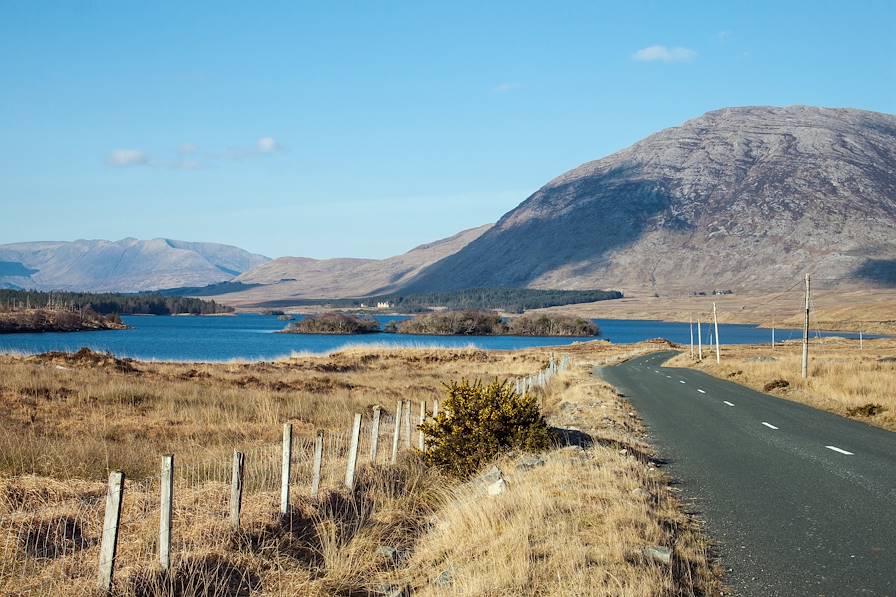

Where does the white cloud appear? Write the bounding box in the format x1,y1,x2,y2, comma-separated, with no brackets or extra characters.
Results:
178,143,198,154
632,45,697,63
106,149,149,167
256,137,282,153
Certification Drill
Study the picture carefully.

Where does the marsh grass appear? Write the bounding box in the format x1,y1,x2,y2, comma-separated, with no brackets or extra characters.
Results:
0,341,722,595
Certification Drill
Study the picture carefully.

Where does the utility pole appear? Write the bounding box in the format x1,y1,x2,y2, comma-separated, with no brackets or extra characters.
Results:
689,315,694,358
713,302,721,364
801,273,810,380
697,318,703,360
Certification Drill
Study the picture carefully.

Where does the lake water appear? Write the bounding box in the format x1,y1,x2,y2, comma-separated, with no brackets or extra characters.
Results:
0,315,868,362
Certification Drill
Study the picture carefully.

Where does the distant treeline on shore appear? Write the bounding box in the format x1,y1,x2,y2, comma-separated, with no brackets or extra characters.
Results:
0,289,233,316
259,287,622,313
283,310,599,337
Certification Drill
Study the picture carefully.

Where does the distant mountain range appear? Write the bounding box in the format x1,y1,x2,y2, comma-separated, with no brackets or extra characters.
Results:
4,106,894,302
0,238,269,292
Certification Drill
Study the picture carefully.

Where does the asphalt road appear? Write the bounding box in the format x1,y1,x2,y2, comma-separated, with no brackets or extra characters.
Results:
598,351,896,597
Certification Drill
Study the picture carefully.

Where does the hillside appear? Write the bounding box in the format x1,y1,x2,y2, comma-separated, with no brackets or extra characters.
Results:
0,238,270,292
403,106,896,295
213,224,492,305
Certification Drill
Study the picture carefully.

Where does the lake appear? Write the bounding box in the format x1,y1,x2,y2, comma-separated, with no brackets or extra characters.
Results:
0,314,869,362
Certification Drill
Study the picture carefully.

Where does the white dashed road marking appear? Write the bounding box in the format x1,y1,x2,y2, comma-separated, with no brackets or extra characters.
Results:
761,422,779,430
697,389,706,394
679,380,686,384
826,445,854,455
723,401,735,407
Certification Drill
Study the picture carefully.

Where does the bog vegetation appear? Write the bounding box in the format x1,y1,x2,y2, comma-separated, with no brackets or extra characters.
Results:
0,343,721,595
0,289,232,316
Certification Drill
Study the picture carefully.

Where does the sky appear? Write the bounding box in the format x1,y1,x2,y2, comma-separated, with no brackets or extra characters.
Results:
1,1,894,259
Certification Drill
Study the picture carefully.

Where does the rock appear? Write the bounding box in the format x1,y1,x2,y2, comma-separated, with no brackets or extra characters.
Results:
618,448,628,455
516,455,545,470
478,465,503,485
763,378,790,392
376,545,400,563
631,488,649,499
879,356,896,363
560,445,584,453
487,478,508,496
645,546,673,565
435,569,454,587
747,356,778,362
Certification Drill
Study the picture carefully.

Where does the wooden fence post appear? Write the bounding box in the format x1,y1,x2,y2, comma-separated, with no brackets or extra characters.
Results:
345,413,363,490
391,400,402,464
280,423,293,515
418,401,426,450
97,470,124,593
310,431,323,498
230,451,244,530
403,400,412,449
369,406,381,462
159,455,173,572
432,399,439,418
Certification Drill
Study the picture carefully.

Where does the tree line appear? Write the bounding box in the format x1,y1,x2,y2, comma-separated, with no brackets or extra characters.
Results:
0,289,233,316
258,287,622,313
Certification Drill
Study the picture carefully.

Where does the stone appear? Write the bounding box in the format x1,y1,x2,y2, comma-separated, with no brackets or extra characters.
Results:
560,445,584,453
516,455,545,470
487,478,508,496
478,465,503,485
376,545,399,563
645,546,673,565
435,569,454,587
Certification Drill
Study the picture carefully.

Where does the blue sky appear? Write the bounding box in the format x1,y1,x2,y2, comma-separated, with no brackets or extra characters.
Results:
1,1,894,259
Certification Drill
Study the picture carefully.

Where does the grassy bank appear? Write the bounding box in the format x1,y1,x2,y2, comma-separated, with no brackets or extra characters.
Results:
666,338,896,431
0,343,722,595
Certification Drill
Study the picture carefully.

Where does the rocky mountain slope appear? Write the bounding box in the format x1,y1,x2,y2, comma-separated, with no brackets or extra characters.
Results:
0,238,270,292
212,225,492,305
403,106,896,294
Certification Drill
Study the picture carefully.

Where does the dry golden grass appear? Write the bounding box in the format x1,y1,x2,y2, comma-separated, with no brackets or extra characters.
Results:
405,357,720,596
667,338,896,431
0,341,722,595
0,347,545,481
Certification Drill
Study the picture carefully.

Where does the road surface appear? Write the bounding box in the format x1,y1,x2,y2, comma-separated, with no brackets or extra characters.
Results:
599,351,896,596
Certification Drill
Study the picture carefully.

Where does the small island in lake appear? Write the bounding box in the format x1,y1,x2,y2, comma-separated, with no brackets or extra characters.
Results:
387,310,599,337
280,312,380,335
0,308,127,334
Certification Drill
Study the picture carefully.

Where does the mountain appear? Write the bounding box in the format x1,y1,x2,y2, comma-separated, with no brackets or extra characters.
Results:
0,238,270,292
208,225,492,305
403,106,896,294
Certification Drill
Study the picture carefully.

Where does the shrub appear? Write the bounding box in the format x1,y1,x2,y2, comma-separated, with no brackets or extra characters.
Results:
284,312,380,335
396,310,506,335
507,313,598,337
420,379,551,477
763,378,790,392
